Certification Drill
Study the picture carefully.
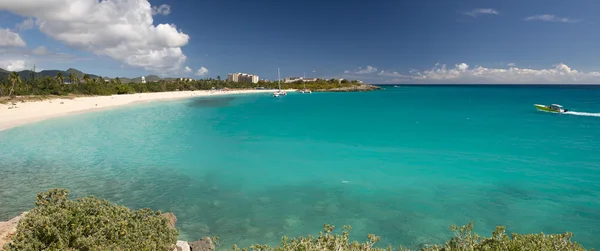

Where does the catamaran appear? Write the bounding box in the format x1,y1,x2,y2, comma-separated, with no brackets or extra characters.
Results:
534,104,569,113
300,72,312,93
273,68,287,97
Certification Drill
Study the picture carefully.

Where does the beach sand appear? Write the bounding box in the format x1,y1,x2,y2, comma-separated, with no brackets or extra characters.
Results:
0,89,288,132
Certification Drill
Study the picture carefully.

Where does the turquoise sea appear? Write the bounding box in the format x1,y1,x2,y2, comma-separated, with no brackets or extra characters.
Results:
1,86,600,249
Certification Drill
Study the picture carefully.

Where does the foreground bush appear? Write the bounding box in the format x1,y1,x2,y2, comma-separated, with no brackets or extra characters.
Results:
4,188,178,251
3,189,595,251
230,222,595,251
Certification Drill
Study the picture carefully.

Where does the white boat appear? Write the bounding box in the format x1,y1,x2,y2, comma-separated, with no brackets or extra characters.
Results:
300,72,311,93
273,68,286,97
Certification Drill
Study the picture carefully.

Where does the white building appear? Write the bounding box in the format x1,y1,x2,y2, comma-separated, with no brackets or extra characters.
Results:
227,73,260,83
141,76,146,84
284,77,319,83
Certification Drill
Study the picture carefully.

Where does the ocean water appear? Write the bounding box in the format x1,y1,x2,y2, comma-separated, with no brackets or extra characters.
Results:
1,86,600,249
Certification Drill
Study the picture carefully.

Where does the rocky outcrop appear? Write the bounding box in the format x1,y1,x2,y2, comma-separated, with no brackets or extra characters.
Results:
175,240,191,251
173,237,215,251
314,84,381,92
160,212,214,251
161,212,178,230
0,212,28,251
189,237,215,251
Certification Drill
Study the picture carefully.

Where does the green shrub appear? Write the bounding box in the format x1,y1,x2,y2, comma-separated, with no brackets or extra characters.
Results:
4,188,596,251
229,222,595,251
4,188,178,251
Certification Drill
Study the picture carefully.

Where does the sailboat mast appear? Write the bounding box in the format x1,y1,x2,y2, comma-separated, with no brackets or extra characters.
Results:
278,68,281,90
303,72,307,89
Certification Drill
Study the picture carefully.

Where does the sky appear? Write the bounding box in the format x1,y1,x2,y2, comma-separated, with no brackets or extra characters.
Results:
0,0,599,84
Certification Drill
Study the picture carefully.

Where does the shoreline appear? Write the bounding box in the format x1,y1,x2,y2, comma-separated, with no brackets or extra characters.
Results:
0,89,292,132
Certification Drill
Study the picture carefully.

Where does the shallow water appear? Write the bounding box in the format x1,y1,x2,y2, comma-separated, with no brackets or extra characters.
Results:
1,86,600,249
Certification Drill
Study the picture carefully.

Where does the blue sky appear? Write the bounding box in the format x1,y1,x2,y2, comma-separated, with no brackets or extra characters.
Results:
1,0,599,84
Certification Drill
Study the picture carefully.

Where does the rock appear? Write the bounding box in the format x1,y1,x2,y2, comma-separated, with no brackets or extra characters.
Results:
161,212,177,229
0,212,28,251
174,240,190,251
189,237,215,251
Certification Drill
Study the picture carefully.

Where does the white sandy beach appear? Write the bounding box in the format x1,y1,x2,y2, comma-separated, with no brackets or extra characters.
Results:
0,89,292,132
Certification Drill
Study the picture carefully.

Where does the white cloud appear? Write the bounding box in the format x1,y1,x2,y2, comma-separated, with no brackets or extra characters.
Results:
152,4,171,16
184,66,192,73
0,59,29,71
0,28,26,47
195,67,208,76
378,70,409,78
463,8,499,17
410,63,600,84
15,18,34,31
341,63,600,84
525,14,579,23
32,45,49,55
344,65,378,74
0,0,190,74
507,62,516,67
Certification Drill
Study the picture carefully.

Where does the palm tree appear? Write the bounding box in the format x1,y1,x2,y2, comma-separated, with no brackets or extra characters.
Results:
8,72,21,97
83,74,91,84
56,72,64,85
68,73,76,85
217,75,221,82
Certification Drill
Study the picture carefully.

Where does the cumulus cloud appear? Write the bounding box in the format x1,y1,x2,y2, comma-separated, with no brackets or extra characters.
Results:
0,0,190,74
184,66,192,73
341,63,600,84
15,18,34,31
463,8,499,17
525,14,579,23
0,28,26,47
344,65,378,74
410,63,600,84
0,59,29,71
151,4,171,16
378,70,409,78
195,67,208,76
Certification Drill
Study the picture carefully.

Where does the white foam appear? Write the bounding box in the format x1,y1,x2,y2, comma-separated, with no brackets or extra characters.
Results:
564,111,600,117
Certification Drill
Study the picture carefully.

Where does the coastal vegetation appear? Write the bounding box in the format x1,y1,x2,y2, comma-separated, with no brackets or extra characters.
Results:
2,189,594,251
4,189,178,251
0,68,376,103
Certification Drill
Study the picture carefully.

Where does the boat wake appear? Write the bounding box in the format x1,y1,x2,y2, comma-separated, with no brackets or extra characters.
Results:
564,111,600,117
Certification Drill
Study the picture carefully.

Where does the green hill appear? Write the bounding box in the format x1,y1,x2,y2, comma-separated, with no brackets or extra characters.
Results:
0,68,182,83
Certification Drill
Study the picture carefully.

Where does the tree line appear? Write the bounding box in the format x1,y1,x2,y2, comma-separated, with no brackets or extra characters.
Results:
0,71,363,98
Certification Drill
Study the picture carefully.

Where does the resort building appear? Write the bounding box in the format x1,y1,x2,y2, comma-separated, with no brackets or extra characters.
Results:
284,77,319,83
227,73,259,83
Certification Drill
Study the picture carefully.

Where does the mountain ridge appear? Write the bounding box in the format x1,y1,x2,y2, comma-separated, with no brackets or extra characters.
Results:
0,68,186,84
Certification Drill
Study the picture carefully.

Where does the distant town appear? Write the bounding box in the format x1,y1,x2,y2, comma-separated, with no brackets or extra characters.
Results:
226,72,362,84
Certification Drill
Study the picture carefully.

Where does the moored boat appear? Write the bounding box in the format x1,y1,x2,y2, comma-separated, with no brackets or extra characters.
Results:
273,68,286,97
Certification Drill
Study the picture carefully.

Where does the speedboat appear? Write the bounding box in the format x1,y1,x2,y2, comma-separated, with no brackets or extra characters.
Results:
534,104,568,113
